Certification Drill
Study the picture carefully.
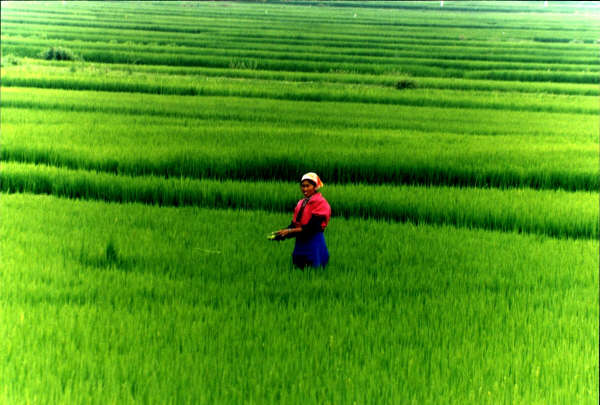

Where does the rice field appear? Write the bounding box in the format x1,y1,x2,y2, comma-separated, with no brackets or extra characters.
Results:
1,1,598,404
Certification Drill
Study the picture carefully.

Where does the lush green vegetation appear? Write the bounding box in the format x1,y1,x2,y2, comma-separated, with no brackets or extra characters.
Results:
2,87,596,139
1,1,597,404
3,87,597,191
11,60,598,96
1,193,598,405
3,162,597,239
3,65,599,113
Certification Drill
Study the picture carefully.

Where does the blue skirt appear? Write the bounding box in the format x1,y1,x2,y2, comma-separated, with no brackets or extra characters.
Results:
292,232,329,268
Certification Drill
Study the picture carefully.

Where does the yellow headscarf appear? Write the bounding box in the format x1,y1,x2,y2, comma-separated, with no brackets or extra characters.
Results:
301,172,323,190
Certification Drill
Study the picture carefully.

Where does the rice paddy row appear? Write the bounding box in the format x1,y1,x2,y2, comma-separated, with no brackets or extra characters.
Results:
7,19,599,58
3,65,598,114
2,120,597,193
4,2,598,38
4,40,598,83
6,59,599,98
3,2,598,79
5,11,589,36
3,87,596,141
7,21,599,57
2,162,597,240
2,83,596,192
4,30,598,67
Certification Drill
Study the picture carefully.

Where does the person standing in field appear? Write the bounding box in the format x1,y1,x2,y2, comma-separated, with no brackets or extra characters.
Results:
271,172,331,269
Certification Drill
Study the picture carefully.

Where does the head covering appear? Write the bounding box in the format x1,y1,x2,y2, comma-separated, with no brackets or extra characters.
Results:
301,172,323,190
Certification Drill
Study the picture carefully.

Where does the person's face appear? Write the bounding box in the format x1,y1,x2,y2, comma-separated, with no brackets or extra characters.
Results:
301,180,316,197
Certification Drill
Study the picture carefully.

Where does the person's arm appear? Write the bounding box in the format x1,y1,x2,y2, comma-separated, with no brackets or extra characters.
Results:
273,221,298,238
277,225,302,239
278,215,325,239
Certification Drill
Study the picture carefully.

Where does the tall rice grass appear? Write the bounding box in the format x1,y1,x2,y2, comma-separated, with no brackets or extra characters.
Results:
13,59,596,96
2,192,597,404
3,88,596,142
1,162,597,239
3,70,597,114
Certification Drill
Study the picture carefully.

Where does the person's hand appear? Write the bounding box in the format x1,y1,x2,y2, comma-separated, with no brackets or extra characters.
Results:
268,229,287,241
276,229,289,237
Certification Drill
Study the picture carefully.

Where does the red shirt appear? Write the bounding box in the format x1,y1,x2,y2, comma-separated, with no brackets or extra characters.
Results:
291,192,331,231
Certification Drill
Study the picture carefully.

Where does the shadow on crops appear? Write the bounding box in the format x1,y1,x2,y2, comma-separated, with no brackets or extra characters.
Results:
76,239,139,271
71,240,203,278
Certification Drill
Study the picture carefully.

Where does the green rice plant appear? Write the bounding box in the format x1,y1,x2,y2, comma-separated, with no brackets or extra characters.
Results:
4,2,597,44
5,24,595,61
3,36,597,80
465,69,600,84
12,10,597,43
2,99,597,191
1,162,597,239
38,46,79,61
2,2,599,403
2,87,597,142
1,192,597,404
6,18,598,65
0,54,21,67
104,238,119,265
2,124,597,192
5,2,597,39
17,59,597,96
3,23,598,69
3,67,598,114
396,78,417,89
6,28,599,68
